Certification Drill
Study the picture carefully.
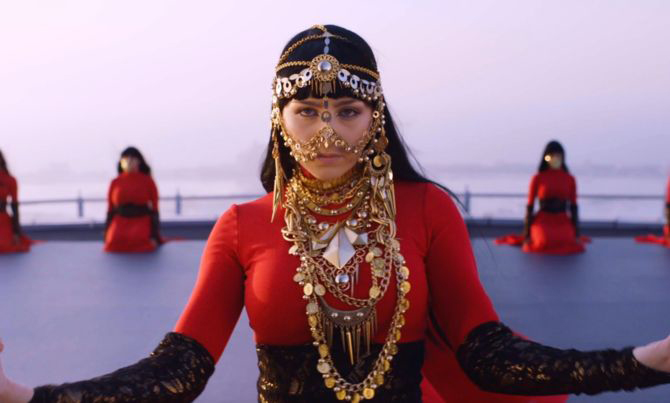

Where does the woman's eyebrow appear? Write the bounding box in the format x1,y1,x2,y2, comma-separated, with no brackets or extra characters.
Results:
333,99,360,106
294,100,322,107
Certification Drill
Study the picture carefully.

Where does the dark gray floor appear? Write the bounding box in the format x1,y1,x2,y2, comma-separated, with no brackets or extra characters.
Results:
1,239,669,402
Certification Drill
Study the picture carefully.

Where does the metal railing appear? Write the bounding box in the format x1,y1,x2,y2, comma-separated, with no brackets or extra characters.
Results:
17,190,666,218
457,190,665,214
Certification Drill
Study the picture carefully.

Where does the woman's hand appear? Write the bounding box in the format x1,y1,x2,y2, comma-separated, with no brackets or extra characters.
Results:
0,338,34,403
634,335,670,372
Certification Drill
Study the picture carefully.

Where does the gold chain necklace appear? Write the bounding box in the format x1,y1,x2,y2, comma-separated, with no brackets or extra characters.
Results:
281,156,411,402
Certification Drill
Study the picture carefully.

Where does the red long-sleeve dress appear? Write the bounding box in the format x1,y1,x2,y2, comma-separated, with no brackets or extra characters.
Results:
0,172,31,253
636,177,670,247
174,182,566,402
104,172,160,253
665,177,670,240
522,170,585,254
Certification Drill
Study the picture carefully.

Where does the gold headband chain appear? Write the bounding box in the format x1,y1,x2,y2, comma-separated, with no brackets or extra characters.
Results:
274,25,382,101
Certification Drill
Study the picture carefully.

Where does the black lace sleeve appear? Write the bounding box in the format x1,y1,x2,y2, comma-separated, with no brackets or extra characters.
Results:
456,322,670,396
523,205,533,240
29,332,215,403
10,201,20,235
569,204,580,237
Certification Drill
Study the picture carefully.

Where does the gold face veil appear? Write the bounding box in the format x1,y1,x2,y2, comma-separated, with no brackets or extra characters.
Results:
271,25,410,402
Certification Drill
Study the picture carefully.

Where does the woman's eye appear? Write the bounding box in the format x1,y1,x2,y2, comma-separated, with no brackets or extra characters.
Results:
338,108,361,118
298,108,317,117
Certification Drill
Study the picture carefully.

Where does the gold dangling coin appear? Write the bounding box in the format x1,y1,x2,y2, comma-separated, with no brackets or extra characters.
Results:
373,155,384,168
317,361,331,373
314,284,326,296
400,281,411,294
399,298,410,312
308,315,318,328
399,266,410,279
324,377,336,389
303,283,314,296
374,372,384,386
388,343,399,355
363,387,375,399
365,251,375,262
369,285,381,299
336,389,347,400
318,344,329,358
351,392,361,403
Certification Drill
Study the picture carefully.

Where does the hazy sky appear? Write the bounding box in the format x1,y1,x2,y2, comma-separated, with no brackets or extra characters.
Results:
1,0,669,193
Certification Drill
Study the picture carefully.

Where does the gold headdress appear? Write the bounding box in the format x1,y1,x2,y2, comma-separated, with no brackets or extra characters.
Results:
272,26,407,402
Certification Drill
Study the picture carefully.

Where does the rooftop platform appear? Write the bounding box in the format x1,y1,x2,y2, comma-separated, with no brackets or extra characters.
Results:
1,239,669,402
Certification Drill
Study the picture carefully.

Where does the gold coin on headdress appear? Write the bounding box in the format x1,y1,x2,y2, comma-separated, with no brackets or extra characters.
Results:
365,251,375,262
336,389,347,400
399,298,410,312
383,359,391,371
314,284,326,296
369,286,381,299
351,392,361,403
375,373,385,386
324,377,336,388
293,272,305,282
308,315,318,328
396,315,406,327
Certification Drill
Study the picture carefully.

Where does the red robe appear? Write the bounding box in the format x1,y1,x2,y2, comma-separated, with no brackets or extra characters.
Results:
174,182,566,402
636,177,670,247
0,172,31,253
522,170,585,254
104,172,159,253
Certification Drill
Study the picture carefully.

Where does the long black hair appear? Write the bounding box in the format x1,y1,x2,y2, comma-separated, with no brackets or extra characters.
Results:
117,146,152,175
538,140,569,172
260,25,431,192
0,150,8,174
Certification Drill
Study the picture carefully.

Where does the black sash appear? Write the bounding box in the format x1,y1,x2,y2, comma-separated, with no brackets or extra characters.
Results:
539,198,568,213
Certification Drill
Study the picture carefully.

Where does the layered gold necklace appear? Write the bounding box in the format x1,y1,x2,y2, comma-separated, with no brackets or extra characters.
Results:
281,157,411,402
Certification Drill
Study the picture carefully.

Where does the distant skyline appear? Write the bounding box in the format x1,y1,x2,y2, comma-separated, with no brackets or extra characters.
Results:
1,0,669,194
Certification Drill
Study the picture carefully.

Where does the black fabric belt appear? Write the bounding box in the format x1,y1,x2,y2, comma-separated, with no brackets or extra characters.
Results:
539,198,568,213
255,339,424,402
113,204,154,217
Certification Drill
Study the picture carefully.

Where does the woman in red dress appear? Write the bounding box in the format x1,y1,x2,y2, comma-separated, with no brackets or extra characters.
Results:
0,150,31,253
3,26,670,403
636,176,670,247
104,147,163,253
497,141,585,254
522,141,585,254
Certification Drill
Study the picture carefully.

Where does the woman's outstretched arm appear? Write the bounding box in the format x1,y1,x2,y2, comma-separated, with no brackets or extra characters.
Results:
1,206,246,402
423,184,670,396
456,321,670,396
